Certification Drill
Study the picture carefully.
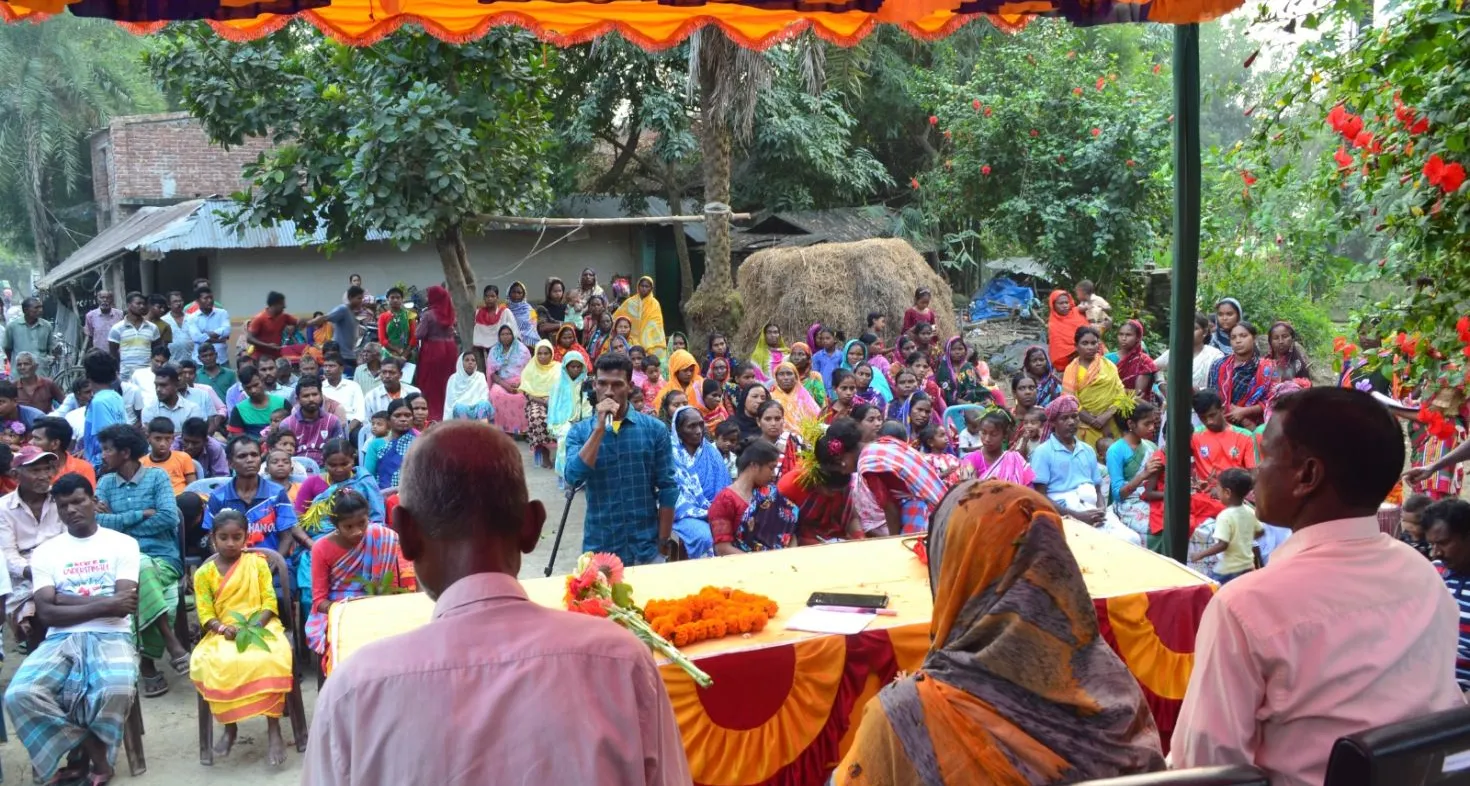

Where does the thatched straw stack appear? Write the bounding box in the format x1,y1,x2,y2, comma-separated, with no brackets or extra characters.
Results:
735,239,957,350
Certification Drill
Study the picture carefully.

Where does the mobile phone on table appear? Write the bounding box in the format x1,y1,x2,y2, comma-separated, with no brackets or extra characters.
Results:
807,592,889,609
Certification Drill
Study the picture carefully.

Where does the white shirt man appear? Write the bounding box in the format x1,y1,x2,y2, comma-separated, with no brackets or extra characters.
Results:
321,368,365,426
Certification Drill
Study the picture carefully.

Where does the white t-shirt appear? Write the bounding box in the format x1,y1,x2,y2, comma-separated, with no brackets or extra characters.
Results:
30,527,141,635
957,428,984,453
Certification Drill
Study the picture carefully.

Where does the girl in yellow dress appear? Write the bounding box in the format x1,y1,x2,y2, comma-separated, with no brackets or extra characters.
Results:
190,511,294,766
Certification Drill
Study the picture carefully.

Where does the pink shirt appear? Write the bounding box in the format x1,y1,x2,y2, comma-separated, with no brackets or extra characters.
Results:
303,572,690,786
1170,516,1464,786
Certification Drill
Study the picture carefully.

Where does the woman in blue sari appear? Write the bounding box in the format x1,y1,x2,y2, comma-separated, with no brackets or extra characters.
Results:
840,338,893,408
669,406,731,558
506,281,538,347
292,438,385,596
363,398,416,489
548,350,593,479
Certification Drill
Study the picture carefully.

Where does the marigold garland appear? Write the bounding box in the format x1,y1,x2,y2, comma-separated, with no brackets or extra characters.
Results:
644,586,780,648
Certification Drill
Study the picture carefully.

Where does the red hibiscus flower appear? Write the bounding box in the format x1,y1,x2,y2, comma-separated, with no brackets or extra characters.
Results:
1126,159,1136,167
1334,147,1354,170
1029,129,1039,137
1091,127,1101,137
1353,130,1374,150
972,99,981,111
984,106,993,117
981,164,991,175
943,129,952,139
1095,77,1106,91
1073,87,1083,96
1152,63,1162,74
1424,154,1446,185
910,177,920,189
1456,315,1470,342
1441,162,1466,193
1241,170,1257,186
928,115,938,126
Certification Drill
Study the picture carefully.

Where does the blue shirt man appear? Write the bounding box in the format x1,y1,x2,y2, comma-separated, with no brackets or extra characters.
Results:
204,473,299,553
564,354,678,566
1030,396,1106,525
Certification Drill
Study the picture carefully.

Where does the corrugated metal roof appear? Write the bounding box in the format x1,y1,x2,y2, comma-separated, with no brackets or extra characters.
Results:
138,199,389,253
37,200,206,289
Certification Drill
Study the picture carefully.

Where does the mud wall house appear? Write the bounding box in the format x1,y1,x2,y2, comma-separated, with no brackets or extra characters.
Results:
45,114,699,331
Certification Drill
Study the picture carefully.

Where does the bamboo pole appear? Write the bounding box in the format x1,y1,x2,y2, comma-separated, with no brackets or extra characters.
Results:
473,213,752,227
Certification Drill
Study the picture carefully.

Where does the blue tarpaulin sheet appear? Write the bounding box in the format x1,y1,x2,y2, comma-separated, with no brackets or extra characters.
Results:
969,277,1035,322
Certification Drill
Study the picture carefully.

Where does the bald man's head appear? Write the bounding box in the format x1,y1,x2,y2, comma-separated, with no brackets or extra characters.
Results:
395,421,545,596
399,421,528,540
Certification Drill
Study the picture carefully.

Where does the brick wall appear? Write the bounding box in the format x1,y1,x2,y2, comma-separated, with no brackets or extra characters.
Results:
92,113,272,226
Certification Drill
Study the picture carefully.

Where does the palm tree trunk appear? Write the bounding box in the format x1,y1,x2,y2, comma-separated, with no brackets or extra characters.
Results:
684,40,743,339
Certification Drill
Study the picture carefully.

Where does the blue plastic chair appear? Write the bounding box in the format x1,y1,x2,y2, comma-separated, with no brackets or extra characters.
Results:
943,404,985,434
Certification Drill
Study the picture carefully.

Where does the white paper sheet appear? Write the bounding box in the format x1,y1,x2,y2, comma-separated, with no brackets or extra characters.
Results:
783,607,874,635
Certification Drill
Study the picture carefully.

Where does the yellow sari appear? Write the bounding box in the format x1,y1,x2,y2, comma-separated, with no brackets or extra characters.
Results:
1062,355,1133,447
190,552,294,723
611,276,667,358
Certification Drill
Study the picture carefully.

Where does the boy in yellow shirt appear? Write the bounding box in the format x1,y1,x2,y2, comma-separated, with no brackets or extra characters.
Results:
1190,468,1262,584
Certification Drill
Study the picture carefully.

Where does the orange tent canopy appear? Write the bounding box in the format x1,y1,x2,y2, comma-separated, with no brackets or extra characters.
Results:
1,0,1243,49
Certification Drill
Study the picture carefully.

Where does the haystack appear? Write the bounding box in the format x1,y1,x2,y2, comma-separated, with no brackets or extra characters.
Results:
735,239,957,350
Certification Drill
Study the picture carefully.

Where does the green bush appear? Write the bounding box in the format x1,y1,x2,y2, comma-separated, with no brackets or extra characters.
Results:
1197,253,1334,356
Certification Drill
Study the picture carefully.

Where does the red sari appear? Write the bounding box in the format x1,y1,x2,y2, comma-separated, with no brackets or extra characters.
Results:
415,286,460,421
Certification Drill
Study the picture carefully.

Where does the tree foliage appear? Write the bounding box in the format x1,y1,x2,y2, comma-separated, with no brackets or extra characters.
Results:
145,22,557,338
0,18,162,268
1238,0,1470,390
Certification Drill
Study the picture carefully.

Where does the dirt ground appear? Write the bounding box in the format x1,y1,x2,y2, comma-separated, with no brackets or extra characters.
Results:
0,442,586,785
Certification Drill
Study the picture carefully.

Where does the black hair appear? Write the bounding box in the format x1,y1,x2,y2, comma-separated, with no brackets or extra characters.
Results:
755,399,785,423
1074,325,1102,344
1126,400,1159,425
866,311,884,328
641,355,662,371
99,424,148,462
1192,389,1224,418
980,409,1013,432
266,291,285,307
322,352,344,368
700,378,723,399
1193,312,1211,332
0,444,11,475
380,356,403,371
146,416,176,435
177,492,204,524
370,410,389,422
0,381,17,399
903,352,928,367
831,368,854,389
226,434,260,461
879,420,910,440
914,287,931,300
71,376,91,395
155,365,179,383
265,429,296,450
892,367,919,386
32,416,73,452
483,284,499,296
733,360,759,380
1233,320,1260,337
850,403,879,424
332,488,371,520
819,417,862,463
917,423,944,451
1077,279,1096,293
321,438,356,463
147,293,168,308
386,399,411,417
594,351,634,381
238,365,259,387
736,439,782,472
182,417,209,439
211,509,247,536
346,285,365,299
1403,493,1434,516
83,351,118,385
1011,371,1038,393
198,342,217,357
1218,468,1254,499
660,390,689,419
296,374,323,397
194,284,213,298
125,290,145,304
1424,499,1470,539
387,287,405,298
51,472,94,499
1270,388,1405,510
714,419,742,439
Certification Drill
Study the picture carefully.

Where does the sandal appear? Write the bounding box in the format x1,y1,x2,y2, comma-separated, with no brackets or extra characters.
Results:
141,672,168,698
170,653,191,677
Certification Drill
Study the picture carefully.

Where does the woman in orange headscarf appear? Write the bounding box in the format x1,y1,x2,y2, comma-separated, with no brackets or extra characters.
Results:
652,349,704,414
1047,289,1091,371
835,480,1164,786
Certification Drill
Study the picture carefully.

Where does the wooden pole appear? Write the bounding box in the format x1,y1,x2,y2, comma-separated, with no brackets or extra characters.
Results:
1164,23,1202,564
473,213,752,227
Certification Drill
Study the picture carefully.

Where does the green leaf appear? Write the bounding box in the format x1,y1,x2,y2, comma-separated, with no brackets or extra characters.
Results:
610,582,635,609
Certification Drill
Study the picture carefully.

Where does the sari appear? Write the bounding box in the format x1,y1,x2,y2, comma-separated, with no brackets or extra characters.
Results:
935,336,986,406
653,350,705,413
486,335,532,434
611,276,667,357
548,351,593,476
293,469,386,594
1142,449,1227,576
305,524,405,657
1114,320,1159,404
720,483,799,552
551,323,588,362
1062,354,1132,447
790,342,829,408
1208,297,1242,354
1265,321,1313,388
364,431,416,489
749,322,790,379
600,316,634,357
1210,351,1272,428
382,306,417,356
520,339,562,451
1023,345,1064,407
1047,289,1091,371
190,552,293,723
841,339,894,403
445,357,492,421
507,282,538,346
669,407,731,558
835,481,1164,786
768,361,821,432
473,302,518,350
963,449,1036,485
856,437,948,534
1106,438,1157,540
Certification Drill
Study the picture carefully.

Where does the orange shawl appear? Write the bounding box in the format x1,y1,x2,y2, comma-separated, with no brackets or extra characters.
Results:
1047,289,1091,371
835,481,1164,785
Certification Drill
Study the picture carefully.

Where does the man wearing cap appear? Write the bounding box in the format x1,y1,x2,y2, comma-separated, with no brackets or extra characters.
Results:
0,446,61,648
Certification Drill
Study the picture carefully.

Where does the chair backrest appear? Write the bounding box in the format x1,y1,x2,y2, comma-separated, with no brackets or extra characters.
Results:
943,404,984,434
247,548,296,630
294,456,321,477
1075,765,1271,786
184,476,230,497
192,459,205,480
1324,704,1470,786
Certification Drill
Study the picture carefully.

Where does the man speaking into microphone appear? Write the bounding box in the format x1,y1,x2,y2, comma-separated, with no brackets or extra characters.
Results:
564,352,679,566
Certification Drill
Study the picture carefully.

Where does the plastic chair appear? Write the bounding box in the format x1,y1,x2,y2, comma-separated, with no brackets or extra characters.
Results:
293,456,320,477
184,477,230,498
1324,703,1470,786
943,403,985,434
1076,766,1270,785
192,459,206,481
197,548,309,765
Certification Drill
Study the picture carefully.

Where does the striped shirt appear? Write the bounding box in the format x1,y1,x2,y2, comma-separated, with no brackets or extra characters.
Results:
1440,566,1470,690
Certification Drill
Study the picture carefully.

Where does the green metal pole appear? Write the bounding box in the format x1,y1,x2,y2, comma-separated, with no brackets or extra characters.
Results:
1164,23,1202,564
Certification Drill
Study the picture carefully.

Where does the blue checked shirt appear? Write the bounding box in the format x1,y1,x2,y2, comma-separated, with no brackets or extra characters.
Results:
96,466,182,573
564,409,679,566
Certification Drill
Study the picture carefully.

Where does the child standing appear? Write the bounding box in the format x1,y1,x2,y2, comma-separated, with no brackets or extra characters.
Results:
639,356,664,413
1190,468,1262,584
305,490,406,668
901,287,935,337
142,417,198,494
190,511,294,766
